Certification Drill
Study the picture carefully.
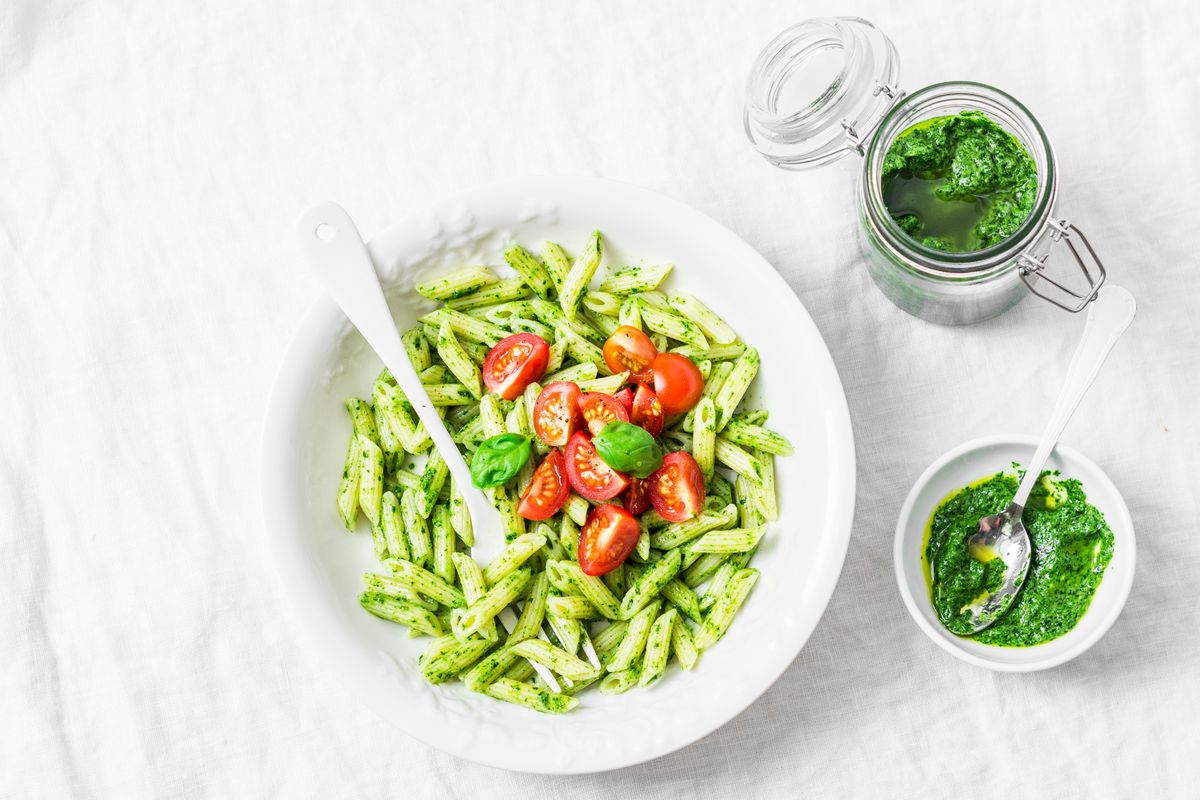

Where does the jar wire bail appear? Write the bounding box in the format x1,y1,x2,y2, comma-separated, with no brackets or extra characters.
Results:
1018,220,1107,312
840,82,905,155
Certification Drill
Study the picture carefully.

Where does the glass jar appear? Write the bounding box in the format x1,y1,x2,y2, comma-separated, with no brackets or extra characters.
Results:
744,17,1105,325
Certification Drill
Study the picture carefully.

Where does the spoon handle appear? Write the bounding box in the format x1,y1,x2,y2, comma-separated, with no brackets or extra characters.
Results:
1013,285,1137,509
296,202,484,523
294,204,566,688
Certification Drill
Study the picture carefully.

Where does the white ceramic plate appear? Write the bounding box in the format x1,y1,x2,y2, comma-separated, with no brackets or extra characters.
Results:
261,176,856,773
894,434,1134,672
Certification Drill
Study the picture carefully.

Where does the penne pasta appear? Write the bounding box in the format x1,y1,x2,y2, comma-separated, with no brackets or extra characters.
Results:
333,228,787,712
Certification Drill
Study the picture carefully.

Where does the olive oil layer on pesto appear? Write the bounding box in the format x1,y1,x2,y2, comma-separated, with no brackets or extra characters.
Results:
882,111,1037,252
924,471,1114,647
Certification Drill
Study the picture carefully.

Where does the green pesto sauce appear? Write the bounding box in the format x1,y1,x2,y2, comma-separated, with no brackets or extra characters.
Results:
882,111,1037,252
923,470,1114,647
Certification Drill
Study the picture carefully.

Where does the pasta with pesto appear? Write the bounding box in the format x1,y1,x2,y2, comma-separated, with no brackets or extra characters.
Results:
330,229,792,713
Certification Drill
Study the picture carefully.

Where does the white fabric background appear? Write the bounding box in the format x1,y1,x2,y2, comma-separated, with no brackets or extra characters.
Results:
3,1,1198,797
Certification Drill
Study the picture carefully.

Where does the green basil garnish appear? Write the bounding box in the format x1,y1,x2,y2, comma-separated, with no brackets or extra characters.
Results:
593,420,663,478
470,433,532,488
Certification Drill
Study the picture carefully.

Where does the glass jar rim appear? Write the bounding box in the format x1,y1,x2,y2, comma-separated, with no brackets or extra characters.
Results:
863,81,1057,276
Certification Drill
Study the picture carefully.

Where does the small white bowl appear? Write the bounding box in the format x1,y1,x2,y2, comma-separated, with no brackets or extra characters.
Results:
894,434,1135,672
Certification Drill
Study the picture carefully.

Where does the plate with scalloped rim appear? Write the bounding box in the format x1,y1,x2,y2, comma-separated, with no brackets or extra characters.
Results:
261,176,856,773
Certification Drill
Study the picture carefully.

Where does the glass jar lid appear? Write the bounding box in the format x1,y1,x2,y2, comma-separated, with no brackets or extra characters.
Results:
744,17,901,170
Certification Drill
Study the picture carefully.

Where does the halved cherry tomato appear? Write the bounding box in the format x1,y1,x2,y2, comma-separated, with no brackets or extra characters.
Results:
630,384,665,437
648,451,705,522
578,504,641,576
564,432,629,501
578,392,629,437
613,387,633,416
533,381,582,447
603,326,657,382
483,333,549,400
622,476,651,516
517,451,570,520
651,353,704,415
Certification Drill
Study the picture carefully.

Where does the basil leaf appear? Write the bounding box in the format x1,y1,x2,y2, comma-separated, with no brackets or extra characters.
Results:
470,433,532,488
593,421,663,478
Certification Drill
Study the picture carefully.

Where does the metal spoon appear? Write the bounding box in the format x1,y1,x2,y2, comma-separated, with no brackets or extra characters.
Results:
297,202,576,687
961,285,1136,633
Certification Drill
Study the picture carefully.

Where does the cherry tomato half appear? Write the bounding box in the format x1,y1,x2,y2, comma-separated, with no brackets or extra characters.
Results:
578,504,641,576
603,326,657,382
533,381,582,447
564,432,629,501
622,475,651,516
483,333,549,400
630,384,665,437
651,353,704,415
648,451,705,522
613,387,633,417
517,451,570,521
578,392,629,437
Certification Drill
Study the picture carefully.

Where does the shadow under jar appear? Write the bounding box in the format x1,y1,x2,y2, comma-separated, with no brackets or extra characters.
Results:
744,17,1106,326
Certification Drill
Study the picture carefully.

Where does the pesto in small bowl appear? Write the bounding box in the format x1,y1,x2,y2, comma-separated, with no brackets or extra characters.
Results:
882,111,1037,252
924,470,1114,647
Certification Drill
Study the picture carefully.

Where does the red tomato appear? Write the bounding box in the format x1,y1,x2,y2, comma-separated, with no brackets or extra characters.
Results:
622,476,651,516
578,392,629,437
578,504,641,576
648,451,705,522
651,353,704,415
533,381,582,447
564,432,629,501
613,387,633,416
517,451,570,520
630,384,665,437
483,333,549,400
602,326,657,382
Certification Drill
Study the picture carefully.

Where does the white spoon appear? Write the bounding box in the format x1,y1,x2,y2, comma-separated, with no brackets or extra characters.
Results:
297,202,506,558
297,202,573,686
957,285,1136,633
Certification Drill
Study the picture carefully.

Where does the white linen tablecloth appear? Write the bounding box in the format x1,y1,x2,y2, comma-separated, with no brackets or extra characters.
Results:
3,1,1198,797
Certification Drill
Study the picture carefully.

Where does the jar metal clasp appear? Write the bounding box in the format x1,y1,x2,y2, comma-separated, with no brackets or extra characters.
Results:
1016,219,1107,313
840,81,905,156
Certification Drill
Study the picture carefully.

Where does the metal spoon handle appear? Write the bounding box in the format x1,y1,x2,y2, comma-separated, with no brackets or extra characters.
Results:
296,202,479,511
1013,285,1136,509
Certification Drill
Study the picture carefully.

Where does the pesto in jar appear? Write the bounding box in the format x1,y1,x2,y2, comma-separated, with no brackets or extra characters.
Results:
882,111,1037,252
924,470,1113,647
